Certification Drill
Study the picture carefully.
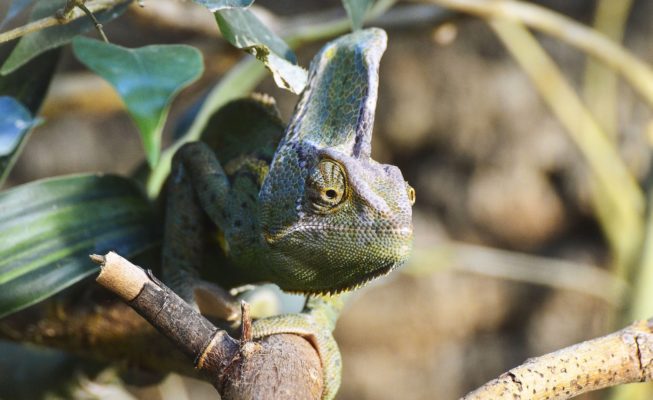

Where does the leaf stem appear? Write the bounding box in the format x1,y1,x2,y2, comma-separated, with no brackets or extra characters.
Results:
73,0,110,43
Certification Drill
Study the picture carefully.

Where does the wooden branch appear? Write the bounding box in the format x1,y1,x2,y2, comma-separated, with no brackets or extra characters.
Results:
462,319,653,399
93,252,323,400
3,252,653,399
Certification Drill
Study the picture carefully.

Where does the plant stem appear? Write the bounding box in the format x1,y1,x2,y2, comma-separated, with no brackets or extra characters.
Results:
489,19,645,279
421,0,653,109
74,0,110,43
582,0,633,139
407,241,627,306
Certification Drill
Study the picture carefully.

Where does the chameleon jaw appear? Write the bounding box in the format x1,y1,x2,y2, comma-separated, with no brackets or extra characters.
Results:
265,223,413,295
281,258,403,296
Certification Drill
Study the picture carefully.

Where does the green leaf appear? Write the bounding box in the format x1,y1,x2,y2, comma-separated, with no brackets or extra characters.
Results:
0,47,61,113
0,174,159,318
216,8,307,94
0,97,37,186
72,37,203,167
342,0,373,31
193,0,254,11
0,0,129,75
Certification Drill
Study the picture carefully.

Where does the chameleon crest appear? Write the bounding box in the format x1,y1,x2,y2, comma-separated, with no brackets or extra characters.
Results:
259,28,414,293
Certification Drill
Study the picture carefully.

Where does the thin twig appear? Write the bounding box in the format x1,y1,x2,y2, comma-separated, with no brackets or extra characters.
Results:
0,0,127,44
74,0,110,43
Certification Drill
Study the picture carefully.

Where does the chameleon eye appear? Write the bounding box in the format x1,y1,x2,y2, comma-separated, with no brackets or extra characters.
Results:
307,159,347,211
325,189,338,199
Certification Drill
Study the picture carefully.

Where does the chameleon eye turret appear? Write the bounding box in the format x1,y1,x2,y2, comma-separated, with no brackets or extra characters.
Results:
306,159,348,212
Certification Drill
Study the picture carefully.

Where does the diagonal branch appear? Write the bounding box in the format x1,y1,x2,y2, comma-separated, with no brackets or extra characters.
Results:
462,318,653,399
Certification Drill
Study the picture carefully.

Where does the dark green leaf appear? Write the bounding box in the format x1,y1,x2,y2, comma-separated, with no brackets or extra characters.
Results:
0,97,36,186
0,174,159,318
342,0,373,31
0,0,129,75
0,48,61,113
216,8,307,93
72,37,203,167
193,0,254,11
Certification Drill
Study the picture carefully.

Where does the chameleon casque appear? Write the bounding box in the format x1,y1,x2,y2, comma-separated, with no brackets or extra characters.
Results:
162,27,414,399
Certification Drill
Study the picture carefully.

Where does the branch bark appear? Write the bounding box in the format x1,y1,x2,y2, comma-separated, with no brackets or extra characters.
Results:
462,318,653,399
92,252,323,400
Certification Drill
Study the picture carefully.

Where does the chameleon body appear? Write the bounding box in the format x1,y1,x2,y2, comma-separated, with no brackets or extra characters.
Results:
162,28,414,399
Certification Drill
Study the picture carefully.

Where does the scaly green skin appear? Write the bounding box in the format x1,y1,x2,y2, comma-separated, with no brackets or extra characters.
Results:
162,28,414,399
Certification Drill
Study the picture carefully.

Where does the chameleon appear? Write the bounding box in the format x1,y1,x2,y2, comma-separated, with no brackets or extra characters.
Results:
162,27,414,399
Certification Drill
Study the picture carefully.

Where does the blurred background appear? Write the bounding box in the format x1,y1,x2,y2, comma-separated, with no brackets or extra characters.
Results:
2,0,653,399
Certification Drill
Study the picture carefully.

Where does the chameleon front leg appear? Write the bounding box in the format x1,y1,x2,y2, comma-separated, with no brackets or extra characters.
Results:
162,142,238,320
252,294,348,400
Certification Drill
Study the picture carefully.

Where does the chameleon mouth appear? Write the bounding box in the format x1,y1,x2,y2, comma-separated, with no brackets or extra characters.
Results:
285,259,401,296
330,262,398,294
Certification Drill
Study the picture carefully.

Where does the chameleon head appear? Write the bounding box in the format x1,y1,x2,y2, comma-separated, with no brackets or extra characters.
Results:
259,28,414,294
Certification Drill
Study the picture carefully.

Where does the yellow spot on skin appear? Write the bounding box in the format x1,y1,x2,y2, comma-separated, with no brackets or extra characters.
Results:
323,46,337,60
